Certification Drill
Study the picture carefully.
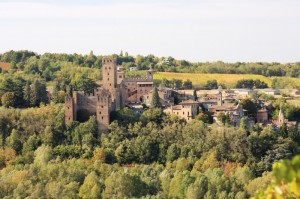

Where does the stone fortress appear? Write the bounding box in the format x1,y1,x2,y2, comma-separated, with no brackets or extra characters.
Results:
65,58,296,133
65,58,154,132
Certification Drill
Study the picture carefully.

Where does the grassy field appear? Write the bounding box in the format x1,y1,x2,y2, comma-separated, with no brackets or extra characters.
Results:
287,99,300,107
153,72,300,88
153,72,273,88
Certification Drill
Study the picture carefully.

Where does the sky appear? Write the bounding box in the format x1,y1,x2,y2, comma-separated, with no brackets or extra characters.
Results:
0,0,299,62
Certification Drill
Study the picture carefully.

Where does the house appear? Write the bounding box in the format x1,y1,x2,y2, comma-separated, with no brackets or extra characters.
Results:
164,100,199,122
255,89,280,95
142,87,174,107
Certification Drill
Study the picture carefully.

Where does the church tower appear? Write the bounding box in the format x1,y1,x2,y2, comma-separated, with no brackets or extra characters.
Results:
278,109,285,125
147,69,154,80
217,91,223,106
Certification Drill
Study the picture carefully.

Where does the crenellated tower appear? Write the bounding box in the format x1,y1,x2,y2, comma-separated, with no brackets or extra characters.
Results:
96,90,111,133
65,95,75,125
102,58,117,91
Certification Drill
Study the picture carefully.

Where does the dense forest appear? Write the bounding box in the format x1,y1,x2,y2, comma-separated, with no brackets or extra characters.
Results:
0,50,300,198
1,50,300,77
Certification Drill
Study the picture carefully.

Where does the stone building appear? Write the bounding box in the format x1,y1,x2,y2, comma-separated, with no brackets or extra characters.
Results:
142,87,174,107
272,109,297,128
65,58,154,133
164,100,199,121
256,109,268,124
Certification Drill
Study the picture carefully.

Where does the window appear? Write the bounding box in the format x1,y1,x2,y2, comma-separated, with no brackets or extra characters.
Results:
119,75,122,78
99,112,101,114
110,83,111,86
183,112,185,115
108,78,109,81
108,73,109,75
102,116,104,119
68,117,71,120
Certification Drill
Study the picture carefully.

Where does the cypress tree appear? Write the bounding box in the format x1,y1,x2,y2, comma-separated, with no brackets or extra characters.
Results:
30,80,39,107
193,89,198,101
24,81,31,107
52,81,59,103
151,86,161,108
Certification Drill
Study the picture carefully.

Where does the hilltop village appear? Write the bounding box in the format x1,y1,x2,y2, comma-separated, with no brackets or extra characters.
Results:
65,58,298,132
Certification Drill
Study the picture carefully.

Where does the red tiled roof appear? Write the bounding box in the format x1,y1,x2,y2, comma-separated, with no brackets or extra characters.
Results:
0,62,10,70
179,100,199,105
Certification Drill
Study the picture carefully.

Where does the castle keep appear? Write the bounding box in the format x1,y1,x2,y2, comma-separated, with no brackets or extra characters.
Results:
65,58,154,132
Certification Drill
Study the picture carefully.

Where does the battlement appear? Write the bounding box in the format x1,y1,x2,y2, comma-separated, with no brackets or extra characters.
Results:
102,58,116,64
124,77,153,82
65,95,73,102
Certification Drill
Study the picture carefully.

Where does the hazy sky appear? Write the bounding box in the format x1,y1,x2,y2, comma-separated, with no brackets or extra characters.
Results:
0,0,299,62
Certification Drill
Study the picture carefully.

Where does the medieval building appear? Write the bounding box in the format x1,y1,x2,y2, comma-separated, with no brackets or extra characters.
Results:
65,58,154,133
164,100,199,121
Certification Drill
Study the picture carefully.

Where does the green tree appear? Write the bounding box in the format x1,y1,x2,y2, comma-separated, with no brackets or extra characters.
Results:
240,98,257,119
24,81,31,107
79,171,103,199
183,79,193,89
103,172,148,199
6,129,22,154
151,86,161,108
1,92,16,108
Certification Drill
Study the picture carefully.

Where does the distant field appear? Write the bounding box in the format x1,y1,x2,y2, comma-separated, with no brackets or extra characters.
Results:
153,72,300,88
287,99,300,107
154,72,272,88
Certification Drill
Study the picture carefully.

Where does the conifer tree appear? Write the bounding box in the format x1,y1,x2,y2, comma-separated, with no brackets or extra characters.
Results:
193,89,198,101
24,81,31,107
151,86,161,108
52,81,59,103
30,80,39,107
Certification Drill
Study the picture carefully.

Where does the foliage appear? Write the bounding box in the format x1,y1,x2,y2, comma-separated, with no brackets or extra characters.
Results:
255,156,300,198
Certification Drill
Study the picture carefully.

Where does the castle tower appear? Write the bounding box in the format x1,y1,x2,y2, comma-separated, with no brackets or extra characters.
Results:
147,69,154,80
65,96,75,125
278,109,285,125
96,90,111,133
102,58,117,91
117,66,125,85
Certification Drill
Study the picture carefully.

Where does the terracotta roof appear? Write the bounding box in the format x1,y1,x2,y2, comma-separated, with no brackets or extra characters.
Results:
257,110,268,113
179,100,199,105
209,104,240,111
172,105,182,110
0,62,10,70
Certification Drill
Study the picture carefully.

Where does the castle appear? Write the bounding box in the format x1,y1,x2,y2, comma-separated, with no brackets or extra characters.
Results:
65,58,154,132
